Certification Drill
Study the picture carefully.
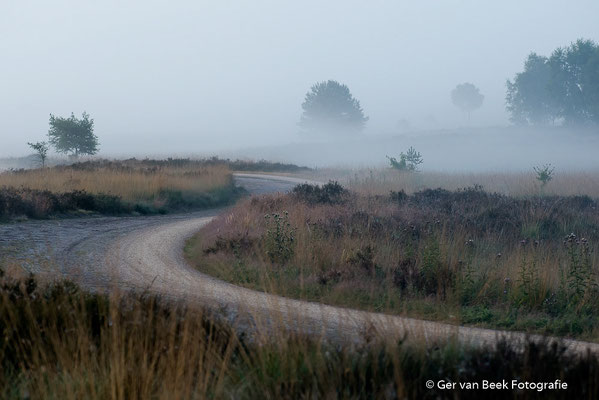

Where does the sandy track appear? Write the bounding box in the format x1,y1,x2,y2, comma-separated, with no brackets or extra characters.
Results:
3,174,599,354
100,175,599,354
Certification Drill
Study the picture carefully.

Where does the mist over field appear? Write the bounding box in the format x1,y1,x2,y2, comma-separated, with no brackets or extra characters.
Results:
1,0,598,170
5,3,599,396
223,127,599,171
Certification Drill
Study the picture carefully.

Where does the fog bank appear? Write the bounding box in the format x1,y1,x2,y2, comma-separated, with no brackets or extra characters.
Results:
1,1,599,160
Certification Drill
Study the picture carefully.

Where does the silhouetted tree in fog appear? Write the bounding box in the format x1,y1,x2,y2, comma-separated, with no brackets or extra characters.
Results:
546,39,599,125
299,80,368,134
451,83,484,120
48,112,99,157
506,39,599,126
506,53,557,125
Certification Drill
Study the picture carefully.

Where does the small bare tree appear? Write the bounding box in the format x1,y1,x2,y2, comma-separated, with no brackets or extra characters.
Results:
27,141,49,167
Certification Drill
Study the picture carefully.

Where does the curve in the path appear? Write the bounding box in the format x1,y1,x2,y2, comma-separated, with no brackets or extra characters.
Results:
2,173,598,354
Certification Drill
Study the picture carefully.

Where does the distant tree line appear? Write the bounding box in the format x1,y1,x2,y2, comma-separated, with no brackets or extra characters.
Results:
506,39,599,126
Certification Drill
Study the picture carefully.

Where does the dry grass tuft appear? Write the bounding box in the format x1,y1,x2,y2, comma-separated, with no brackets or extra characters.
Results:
0,160,231,203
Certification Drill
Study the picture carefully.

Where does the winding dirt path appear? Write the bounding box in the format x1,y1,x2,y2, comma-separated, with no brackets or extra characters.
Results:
2,173,599,354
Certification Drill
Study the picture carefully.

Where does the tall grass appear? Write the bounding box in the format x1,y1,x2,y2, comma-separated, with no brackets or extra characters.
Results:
0,159,241,219
1,268,598,399
187,184,599,340
0,160,231,203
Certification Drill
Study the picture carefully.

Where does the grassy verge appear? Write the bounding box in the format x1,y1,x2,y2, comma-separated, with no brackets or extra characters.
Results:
186,181,599,341
303,168,599,198
1,267,597,399
0,159,244,220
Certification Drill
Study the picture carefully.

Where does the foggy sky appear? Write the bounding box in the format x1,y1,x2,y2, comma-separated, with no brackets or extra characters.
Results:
1,0,598,157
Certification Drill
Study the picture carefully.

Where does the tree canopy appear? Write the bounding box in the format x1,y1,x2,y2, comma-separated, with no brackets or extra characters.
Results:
451,83,484,119
48,112,99,157
299,80,368,133
506,53,557,125
506,39,599,126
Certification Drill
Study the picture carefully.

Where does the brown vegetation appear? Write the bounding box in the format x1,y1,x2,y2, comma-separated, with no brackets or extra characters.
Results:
0,159,231,203
0,159,240,219
1,268,598,399
187,182,599,340
305,168,599,198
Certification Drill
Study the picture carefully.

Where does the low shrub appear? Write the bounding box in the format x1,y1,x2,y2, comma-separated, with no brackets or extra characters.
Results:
0,187,131,219
189,184,599,339
263,211,296,264
292,181,348,205
0,183,245,220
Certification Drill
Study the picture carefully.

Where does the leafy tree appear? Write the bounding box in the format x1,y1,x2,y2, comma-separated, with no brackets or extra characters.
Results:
547,39,599,125
451,83,484,120
506,39,599,126
299,80,368,133
27,141,49,167
506,53,558,125
583,49,599,125
48,112,99,157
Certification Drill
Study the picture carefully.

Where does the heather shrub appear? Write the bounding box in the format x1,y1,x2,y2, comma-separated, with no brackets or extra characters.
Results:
263,211,296,264
292,181,347,205
190,184,599,339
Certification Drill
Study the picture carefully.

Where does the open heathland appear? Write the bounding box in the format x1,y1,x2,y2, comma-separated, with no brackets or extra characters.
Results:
0,159,242,220
187,180,599,341
304,168,599,198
